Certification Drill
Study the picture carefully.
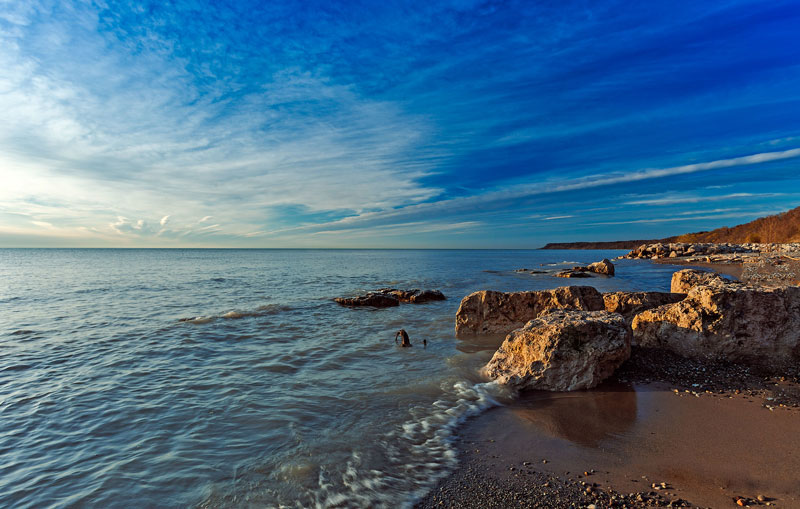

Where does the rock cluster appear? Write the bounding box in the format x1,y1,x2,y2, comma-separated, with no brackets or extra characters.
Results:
623,242,800,260
335,288,445,307
455,287,606,335
484,310,631,391
556,259,615,278
632,269,800,369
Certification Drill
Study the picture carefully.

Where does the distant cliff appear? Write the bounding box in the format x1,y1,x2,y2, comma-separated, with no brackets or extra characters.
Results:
541,205,800,249
541,239,678,250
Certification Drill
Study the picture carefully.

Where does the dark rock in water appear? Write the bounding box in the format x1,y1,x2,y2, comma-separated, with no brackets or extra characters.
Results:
514,269,547,274
375,288,446,303
556,270,593,278
411,289,446,303
334,293,399,307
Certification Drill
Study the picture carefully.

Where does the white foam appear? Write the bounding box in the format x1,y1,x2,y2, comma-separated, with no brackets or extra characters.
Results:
306,380,511,508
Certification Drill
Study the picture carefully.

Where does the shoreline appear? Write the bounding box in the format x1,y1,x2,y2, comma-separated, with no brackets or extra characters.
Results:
418,254,800,508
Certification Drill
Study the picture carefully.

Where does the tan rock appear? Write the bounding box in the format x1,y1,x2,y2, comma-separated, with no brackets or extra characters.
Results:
632,281,800,369
484,310,631,391
455,287,605,335
602,291,685,325
587,258,615,276
670,268,735,293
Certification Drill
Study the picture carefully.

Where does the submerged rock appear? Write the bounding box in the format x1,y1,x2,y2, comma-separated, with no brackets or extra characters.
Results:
455,287,605,335
484,310,631,391
632,270,800,369
602,291,686,324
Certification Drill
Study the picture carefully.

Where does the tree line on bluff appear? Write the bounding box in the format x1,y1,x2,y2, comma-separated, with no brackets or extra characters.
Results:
542,205,800,249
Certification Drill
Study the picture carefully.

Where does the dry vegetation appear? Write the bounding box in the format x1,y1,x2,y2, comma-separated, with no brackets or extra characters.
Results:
677,206,800,244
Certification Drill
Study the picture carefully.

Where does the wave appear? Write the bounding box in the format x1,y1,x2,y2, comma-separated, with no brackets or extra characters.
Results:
307,380,510,508
178,304,290,325
541,260,581,266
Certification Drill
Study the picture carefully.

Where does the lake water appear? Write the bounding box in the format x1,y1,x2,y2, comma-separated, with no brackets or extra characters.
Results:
0,249,679,508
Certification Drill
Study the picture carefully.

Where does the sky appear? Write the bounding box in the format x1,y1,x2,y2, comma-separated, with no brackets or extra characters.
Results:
1,0,800,248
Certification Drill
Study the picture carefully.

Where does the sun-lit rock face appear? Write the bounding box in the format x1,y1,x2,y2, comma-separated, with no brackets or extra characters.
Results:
484,310,631,391
455,287,606,335
602,291,686,325
633,274,800,369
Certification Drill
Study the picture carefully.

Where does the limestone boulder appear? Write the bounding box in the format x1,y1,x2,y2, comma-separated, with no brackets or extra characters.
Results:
484,310,632,391
632,282,800,369
602,291,686,324
587,258,615,276
670,268,736,293
455,286,606,335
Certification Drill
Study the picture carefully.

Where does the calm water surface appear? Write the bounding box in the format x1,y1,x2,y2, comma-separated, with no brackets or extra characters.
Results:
0,249,678,508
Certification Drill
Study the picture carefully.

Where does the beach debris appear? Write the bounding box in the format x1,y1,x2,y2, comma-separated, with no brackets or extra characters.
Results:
484,310,631,391
395,329,412,347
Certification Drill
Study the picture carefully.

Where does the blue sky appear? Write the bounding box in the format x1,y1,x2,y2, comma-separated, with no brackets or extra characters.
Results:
1,0,800,247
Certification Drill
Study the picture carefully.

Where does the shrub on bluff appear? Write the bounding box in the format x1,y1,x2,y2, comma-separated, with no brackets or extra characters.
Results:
484,310,631,391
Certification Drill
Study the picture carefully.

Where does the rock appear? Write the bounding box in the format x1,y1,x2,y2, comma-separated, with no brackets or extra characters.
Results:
670,269,734,293
367,288,446,304
556,270,592,278
587,258,615,276
484,310,632,391
455,287,606,335
602,291,686,325
334,293,399,307
409,289,446,303
632,276,800,369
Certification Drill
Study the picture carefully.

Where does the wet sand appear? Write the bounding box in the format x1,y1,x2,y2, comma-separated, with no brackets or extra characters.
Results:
419,378,800,508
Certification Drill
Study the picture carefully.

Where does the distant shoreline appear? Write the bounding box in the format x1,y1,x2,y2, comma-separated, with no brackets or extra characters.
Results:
540,239,676,250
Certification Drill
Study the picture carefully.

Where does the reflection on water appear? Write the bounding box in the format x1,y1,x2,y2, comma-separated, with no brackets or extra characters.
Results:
511,382,638,447
454,333,507,354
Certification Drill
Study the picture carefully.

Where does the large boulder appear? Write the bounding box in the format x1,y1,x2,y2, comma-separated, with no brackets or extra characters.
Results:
455,287,606,335
484,310,632,391
670,269,734,293
602,291,686,324
632,281,800,369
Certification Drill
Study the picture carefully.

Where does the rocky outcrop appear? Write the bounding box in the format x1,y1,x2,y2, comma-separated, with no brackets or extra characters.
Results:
670,269,733,293
484,310,632,391
334,293,400,307
377,288,446,303
623,242,800,260
632,271,800,369
602,291,686,324
455,287,606,335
